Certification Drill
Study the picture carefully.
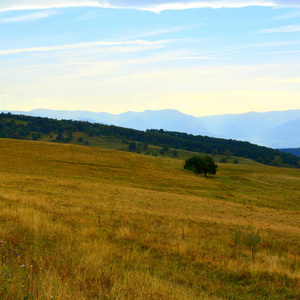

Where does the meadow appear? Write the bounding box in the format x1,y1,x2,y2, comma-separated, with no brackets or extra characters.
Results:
0,138,299,299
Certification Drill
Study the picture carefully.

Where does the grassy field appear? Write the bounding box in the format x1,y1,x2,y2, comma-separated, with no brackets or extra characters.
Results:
37,130,259,164
0,138,299,299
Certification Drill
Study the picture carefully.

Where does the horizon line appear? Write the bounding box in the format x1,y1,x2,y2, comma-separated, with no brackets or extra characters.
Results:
1,107,300,118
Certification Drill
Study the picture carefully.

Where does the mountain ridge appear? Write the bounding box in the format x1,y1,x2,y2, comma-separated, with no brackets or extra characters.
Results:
2,108,299,148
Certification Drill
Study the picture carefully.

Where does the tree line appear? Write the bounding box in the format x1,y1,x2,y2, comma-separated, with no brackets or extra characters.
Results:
0,112,299,167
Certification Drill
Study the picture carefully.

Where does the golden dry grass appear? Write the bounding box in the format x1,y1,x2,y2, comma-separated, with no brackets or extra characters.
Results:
0,138,299,299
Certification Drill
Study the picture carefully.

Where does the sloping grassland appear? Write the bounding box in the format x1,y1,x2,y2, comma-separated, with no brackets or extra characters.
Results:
0,139,299,299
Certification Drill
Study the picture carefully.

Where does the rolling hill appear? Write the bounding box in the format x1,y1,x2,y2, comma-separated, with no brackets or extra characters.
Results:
3,108,299,148
0,138,299,299
0,112,299,167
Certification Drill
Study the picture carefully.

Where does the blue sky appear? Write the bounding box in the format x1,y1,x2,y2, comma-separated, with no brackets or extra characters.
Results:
0,0,299,116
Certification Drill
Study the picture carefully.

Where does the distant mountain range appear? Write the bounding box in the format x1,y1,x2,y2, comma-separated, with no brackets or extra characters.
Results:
2,108,300,149
279,148,300,157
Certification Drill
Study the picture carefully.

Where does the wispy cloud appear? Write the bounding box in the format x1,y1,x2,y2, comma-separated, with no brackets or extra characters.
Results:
0,39,170,55
137,1,275,13
124,24,202,40
271,10,300,21
0,10,57,24
274,0,300,8
75,10,108,21
253,76,300,84
1,1,300,14
0,93,9,101
173,56,217,60
253,49,300,55
281,77,300,83
257,24,300,33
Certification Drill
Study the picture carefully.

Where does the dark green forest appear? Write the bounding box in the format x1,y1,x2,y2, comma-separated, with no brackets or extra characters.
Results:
0,112,299,167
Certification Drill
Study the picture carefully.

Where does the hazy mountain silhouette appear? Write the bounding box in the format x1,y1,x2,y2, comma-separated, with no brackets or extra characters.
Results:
2,108,299,148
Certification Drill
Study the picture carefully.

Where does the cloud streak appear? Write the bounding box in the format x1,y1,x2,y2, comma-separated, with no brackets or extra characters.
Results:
271,10,300,21
0,1,300,13
257,24,300,33
0,10,57,24
0,39,170,55
125,24,202,40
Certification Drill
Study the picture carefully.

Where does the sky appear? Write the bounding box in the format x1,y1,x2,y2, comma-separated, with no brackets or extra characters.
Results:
0,0,300,117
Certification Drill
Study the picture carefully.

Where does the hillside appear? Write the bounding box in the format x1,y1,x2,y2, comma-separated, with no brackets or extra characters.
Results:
3,108,299,148
0,139,299,299
0,112,299,167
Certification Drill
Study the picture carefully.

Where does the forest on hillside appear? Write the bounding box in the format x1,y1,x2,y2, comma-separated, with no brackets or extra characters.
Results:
0,112,299,167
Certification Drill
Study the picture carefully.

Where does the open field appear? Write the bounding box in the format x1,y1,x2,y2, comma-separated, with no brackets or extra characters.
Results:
39,130,260,165
0,138,299,299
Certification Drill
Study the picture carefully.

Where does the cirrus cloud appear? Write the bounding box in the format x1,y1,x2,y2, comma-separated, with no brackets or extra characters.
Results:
257,24,300,33
0,0,300,13
0,10,57,23
0,39,170,55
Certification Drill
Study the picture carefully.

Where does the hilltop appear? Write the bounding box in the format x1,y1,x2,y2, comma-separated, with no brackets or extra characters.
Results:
0,112,299,167
0,138,299,299
3,108,299,148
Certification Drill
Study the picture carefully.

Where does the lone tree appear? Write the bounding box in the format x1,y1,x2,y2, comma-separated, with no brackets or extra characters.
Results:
202,155,218,177
184,155,218,177
184,155,204,175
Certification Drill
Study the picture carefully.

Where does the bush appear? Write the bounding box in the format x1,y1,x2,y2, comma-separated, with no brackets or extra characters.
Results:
172,150,178,157
32,132,39,140
225,149,232,159
128,141,137,151
142,143,148,151
272,156,282,167
220,157,228,163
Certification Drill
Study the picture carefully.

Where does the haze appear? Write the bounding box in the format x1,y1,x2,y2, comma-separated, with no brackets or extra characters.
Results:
0,0,300,116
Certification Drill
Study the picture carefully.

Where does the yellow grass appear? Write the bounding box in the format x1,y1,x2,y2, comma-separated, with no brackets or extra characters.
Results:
0,138,299,299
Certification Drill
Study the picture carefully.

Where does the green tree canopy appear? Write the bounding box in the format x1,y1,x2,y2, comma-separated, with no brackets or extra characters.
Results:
184,155,204,175
272,155,282,167
225,149,232,159
128,141,137,151
184,155,218,177
219,157,228,163
163,144,169,151
202,155,218,177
